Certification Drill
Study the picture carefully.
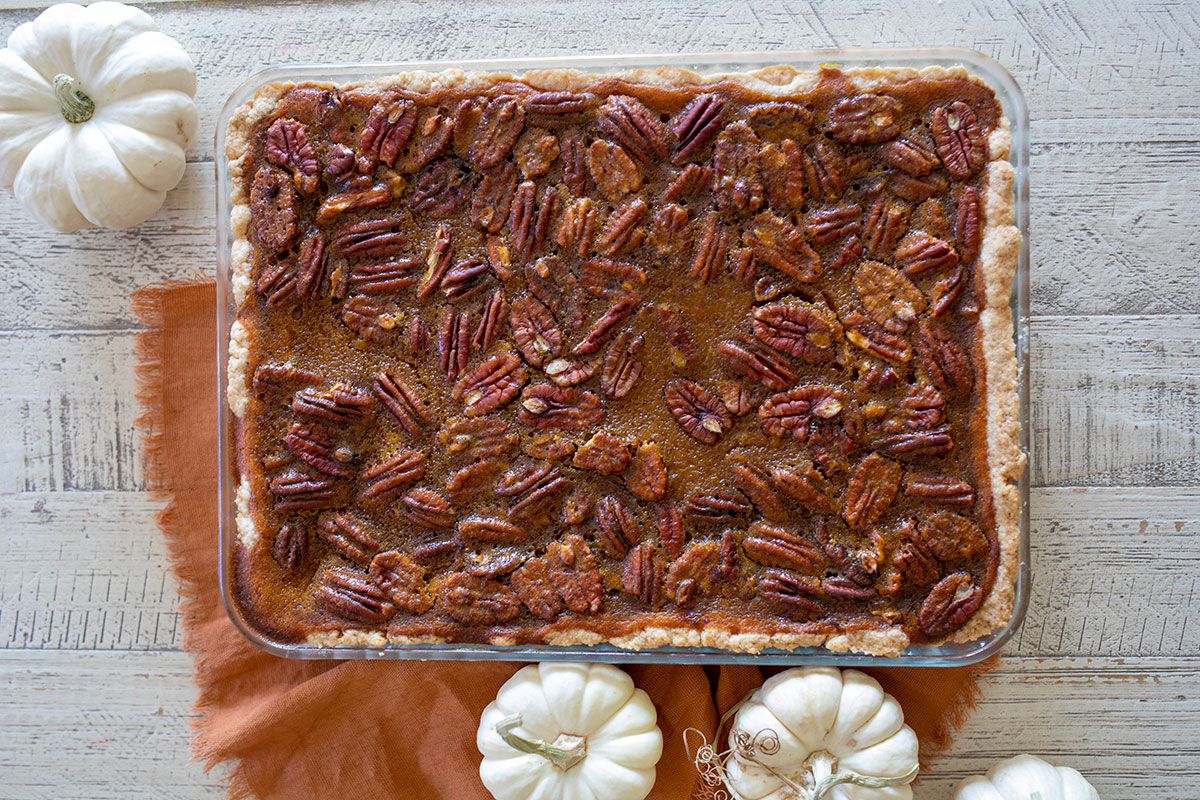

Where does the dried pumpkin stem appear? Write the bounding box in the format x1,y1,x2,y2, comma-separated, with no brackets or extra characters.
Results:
495,713,587,771
808,763,920,799
53,73,95,123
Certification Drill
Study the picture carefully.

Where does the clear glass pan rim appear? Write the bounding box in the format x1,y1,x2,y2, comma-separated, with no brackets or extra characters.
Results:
215,47,1030,665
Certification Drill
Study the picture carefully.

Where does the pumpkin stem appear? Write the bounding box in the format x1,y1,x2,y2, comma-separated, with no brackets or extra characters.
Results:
53,74,95,123
808,763,920,799
495,714,587,771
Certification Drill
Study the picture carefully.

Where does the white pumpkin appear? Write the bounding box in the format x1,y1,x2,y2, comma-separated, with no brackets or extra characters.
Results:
954,754,1100,800
725,667,919,800
0,1,197,232
477,662,663,800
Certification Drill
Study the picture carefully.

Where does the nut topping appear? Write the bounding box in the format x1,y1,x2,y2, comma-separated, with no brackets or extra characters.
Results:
453,352,527,416
665,541,721,606
622,542,664,607
400,488,456,529
830,94,903,143
626,443,668,501
712,120,764,215
317,567,394,623
743,211,823,283
272,521,310,571
930,101,986,180
573,430,631,475
664,380,731,445
360,450,426,501
469,95,525,170
586,139,642,202
442,572,521,626
518,384,605,430
598,94,669,164
250,167,297,251
601,330,645,398
510,295,563,368
265,118,319,194
759,385,845,441
596,496,642,558
853,260,926,333
843,453,903,529
918,571,983,636
318,511,379,565
671,93,725,163
753,302,842,363
370,551,431,613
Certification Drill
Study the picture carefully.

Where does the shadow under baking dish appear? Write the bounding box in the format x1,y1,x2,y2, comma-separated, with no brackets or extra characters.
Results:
215,48,1030,665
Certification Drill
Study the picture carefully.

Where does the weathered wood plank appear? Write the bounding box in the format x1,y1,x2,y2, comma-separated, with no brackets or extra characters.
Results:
0,651,1194,799
5,315,1197,494
2,487,1197,656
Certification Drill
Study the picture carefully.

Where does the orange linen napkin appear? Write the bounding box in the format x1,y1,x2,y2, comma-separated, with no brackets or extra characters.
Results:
132,277,998,800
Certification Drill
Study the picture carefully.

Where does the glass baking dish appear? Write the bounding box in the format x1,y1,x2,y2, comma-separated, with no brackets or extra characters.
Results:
215,48,1030,665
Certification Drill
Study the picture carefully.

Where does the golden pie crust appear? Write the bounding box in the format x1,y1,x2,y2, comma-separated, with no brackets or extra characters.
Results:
225,64,1023,656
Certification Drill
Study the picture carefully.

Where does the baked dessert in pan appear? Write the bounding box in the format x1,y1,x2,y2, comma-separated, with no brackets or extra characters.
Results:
224,64,1023,656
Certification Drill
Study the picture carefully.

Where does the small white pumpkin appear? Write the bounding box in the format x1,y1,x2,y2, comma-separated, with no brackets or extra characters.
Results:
477,662,663,800
0,1,197,232
724,667,919,800
954,754,1100,800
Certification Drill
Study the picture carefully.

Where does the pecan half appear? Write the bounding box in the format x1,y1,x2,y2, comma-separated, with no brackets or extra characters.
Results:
598,94,669,164
955,185,981,261
458,517,532,545
399,107,455,173
272,520,310,571
399,488,455,529
316,182,398,221
510,295,562,367
918,571,983,636
409,314,429,353
497,462,568,520
753,301,842,363
759,385,845,441
823,576,876,600
662,163,713,203
348,258,420,295
453,352,527,416
805,203,863,245
744,522,825,572
524,431,578,462
586,139,642,202
862,196,910,258
548,534,603,613
473,290,509,350
905,474,974,505
664,379,731,445
342,295,401,343
257,261,296,306
510,557,565,620
623,542,664,607
830,94,902,143
580,259,646,299
712,120,764,215
560,127,588,195
357,93,417,172
930,266,966,317
760,139,806,214
265,118,319,194
441,258,491,301
411,159,471,217
597,196,648,258
555,197,599,260
670,94,725,165
419,224,455,300
526,91,593,115
718,333,796,391
915,320,973,393
544,355,602,387
508,180,537,263
270,470,336,512
898,383,946,431
842,313,913,363
513,127,560,179
743,211,823,283
648,203,691,269
318,511,379,565
689,210,731,284
772,463,836,515
293,383,373,424
930,102,986,180
596,496,641,558
877,428,954,458
760,571,822,616
332,217,407,259
286,420,353,477
919,511,989,561
518,384,605,430
360,450,426,501
471,161,519,233
801,140,846,203
665,541,721,606
853,260,926,333
443,572,521,625
469,95,525,170
843,453,903,528
250,167,297,251
625,443,667,502
437,306,471,379
253,364,324,398
718,379,757,417
601,330,644,398
533,186,561,257
685,489,752,524
878,136,940,176
572,430,630,475
317,567,394,623
526,257,584,329
562,484,594,524
571,294,639,356
896,230,959,275
732,462,788,522
654,503,685,558
890,172,947,203
893,520,940,588
747,101,813,137
370,551,431,613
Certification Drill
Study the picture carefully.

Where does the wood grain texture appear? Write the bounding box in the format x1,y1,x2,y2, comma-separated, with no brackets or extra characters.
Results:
0,0,1196,796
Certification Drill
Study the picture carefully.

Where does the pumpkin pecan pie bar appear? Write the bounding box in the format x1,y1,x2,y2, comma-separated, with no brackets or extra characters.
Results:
224,65,1023,656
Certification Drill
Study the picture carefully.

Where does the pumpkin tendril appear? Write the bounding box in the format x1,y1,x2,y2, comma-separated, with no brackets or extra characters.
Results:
495,713,587,771
53,74,95,123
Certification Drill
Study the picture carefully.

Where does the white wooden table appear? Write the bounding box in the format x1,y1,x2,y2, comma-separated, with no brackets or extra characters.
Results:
2,0,1198,797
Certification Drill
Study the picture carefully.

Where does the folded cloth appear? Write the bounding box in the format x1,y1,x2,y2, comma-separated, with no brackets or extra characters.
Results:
132,278,998,800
